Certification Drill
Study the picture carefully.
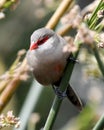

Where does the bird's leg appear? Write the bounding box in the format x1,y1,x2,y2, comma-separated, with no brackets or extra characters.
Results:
52,85,67,99
52,84,83,110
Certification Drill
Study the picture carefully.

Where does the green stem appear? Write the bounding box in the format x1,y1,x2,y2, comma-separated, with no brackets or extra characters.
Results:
43,51,79,130
92,44,104,77
43,97,62,130
93,114,104,130
88,0,104,29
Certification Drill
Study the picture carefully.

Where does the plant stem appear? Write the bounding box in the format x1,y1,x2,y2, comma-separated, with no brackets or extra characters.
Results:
93,114,104,130
13,81,43,130
58,24,72,36
88,0,104,29
46,0,74,29
0,58,27,112
43,52,79,130
0,78,20,112
92,44,104,77
43,97,62,130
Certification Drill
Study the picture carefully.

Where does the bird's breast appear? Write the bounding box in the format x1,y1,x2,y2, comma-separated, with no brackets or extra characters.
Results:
33,59,66,85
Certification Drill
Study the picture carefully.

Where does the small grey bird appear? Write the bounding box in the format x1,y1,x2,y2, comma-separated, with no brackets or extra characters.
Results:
26,27,83,110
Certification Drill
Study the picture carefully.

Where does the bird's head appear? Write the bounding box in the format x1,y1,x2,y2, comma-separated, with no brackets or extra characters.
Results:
29,28,56,51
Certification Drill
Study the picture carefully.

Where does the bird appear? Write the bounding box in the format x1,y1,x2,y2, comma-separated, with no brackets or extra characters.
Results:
26,27,83,110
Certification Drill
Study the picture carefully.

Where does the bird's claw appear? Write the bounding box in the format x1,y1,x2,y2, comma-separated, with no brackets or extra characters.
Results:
67,54,79,63
69,57,79,63
52,86,67,99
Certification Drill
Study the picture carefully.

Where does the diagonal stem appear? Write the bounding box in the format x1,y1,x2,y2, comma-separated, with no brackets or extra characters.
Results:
93,114,104,130
43,51,79,130
46,0,73,29
92,44,104,76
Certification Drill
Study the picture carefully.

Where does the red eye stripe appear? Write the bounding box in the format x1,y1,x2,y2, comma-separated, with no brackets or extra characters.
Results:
30,36,49,50
37,36,49,45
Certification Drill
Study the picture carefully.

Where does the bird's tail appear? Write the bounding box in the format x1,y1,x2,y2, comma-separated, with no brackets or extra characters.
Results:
66,84,83,111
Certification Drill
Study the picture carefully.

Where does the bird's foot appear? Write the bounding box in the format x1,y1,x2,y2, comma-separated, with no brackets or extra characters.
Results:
68,57,78,63
67,54,78,63
52,86,67,99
